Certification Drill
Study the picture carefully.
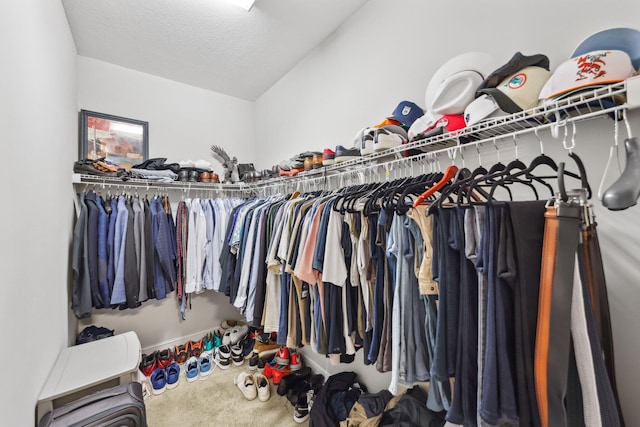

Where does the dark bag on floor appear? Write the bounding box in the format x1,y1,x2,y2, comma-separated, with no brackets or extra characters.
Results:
38,382,147,427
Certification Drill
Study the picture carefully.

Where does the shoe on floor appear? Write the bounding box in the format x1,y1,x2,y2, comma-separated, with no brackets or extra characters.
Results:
222,324,248,346
188,338,204,359
185,356,199,382
198,353,214,379
139,351,158,377
202,332,215,355
156,348,174,369
289,350,303,371
253,337,280,359
214,345,232,370
293,390,313,424
230,343,244,367
173,343,188,365
274,347,290,366
277,366,311,396
166,362,181,389
150,368,167,395
235,372,257,401
255,373,271,402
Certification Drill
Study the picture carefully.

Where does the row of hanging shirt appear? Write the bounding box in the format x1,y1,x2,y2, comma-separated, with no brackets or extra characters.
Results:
193,146,621,427
72,190,177,318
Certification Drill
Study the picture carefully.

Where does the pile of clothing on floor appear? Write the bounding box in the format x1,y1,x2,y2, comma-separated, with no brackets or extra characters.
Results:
309,371,446,427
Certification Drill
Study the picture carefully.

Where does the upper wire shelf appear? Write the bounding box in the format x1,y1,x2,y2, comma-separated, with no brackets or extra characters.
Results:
73,77,638,193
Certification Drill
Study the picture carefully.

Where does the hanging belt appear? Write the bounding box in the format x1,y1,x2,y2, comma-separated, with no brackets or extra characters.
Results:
535,203,582,427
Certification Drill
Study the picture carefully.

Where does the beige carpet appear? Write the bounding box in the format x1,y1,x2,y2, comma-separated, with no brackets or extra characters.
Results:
144,363,308,427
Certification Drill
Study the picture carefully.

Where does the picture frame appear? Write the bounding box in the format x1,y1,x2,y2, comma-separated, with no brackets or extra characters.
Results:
79,109,149,170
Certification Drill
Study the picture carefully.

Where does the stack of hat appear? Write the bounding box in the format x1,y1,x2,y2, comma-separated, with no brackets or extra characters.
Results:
355,100,424,156
408,51,498,142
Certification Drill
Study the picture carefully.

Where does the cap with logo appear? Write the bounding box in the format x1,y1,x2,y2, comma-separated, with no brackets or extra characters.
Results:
539,49,635,100
464,52,552,126
572,27,640,70
408,111,466,141
387,101,424,128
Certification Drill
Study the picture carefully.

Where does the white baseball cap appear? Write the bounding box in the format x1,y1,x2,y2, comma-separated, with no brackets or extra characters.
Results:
539,49,636,99
425,52,498,114
464,95,508,126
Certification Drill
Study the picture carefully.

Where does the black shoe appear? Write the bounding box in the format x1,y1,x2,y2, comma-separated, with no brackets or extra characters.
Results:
277,366,312,396
293,391,314,424
287,381,311,406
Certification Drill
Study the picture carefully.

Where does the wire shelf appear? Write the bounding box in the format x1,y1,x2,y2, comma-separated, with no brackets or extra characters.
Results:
73,78,636,193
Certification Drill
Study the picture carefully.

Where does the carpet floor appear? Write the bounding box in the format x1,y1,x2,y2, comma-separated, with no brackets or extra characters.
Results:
145,363,307,427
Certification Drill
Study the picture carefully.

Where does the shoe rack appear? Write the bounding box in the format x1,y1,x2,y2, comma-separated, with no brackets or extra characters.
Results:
73,76,640,195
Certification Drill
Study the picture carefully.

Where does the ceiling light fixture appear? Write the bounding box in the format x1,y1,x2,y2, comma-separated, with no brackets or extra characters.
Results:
226,0,255,12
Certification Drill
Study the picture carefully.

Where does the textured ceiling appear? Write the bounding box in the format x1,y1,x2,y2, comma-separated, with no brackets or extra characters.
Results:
62,0,369,101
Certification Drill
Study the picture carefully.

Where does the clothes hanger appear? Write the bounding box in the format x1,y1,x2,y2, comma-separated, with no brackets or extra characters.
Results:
557,122,591,201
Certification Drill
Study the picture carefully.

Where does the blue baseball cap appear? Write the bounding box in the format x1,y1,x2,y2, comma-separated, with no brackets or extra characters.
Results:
388,100,424,128
572,27,640,70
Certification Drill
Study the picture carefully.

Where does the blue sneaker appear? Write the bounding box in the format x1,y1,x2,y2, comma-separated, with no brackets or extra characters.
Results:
185,356,199,382
166,362,181,389
198,353,213,380
335,145,361,163
150,368,167,395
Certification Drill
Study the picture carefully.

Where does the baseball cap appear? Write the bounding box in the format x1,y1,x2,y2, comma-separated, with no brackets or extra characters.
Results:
476,52,550,94
425,52,498,114
572,27,640,70
479,66,551,113
410,112,466,141
464,95,509,126
388,101,424,128
539,50,636,99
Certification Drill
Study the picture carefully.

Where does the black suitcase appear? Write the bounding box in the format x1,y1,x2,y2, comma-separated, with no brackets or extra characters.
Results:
38,382,147,427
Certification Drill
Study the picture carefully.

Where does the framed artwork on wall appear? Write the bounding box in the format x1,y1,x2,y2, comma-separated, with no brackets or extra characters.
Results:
79,110,149,170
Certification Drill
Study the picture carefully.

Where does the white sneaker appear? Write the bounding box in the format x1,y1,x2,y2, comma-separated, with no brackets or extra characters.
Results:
235,372,257,401
254,373,271,402
354,127,375,156
373,125,408,152
222,324,249,346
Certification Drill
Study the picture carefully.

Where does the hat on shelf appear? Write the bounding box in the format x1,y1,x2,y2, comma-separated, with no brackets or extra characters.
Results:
387,101,424,128
463,52,552,126
425,52,498,115
538,49,636,100
572,27,640,70
408,111,465,141
475,52,550,95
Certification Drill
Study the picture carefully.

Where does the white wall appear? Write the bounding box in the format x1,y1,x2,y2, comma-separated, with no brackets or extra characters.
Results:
255,0,640,423
75,57,255,350
0,0,78,424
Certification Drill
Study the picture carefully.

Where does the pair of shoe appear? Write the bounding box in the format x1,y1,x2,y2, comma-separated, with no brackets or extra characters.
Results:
222,324,249,346
150,362,181,395
214,345,232,370
287,374,325,407
263,347,295,385
184,353,214,382
235,372,271,402
172,339,203,366
293,389,316,424
357,125,409,156
276,366,311,396
253,335,280,359
202,330,224,355
248,352,274,370
139,348,174,377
